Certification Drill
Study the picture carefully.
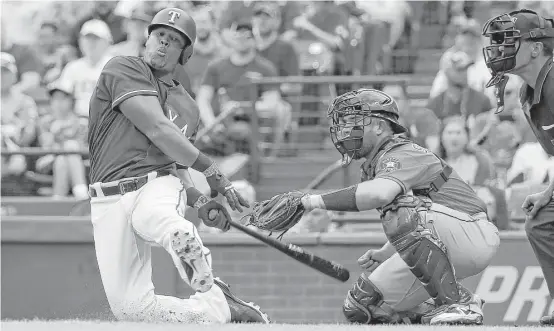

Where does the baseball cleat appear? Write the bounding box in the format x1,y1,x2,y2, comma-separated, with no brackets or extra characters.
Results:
213,277,271,324
540,311,554,325
424,295,485,325
171,230,213,293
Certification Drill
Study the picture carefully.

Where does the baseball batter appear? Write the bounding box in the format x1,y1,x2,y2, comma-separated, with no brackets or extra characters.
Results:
294,89,500,325
87,8,269,323
482,9,554,325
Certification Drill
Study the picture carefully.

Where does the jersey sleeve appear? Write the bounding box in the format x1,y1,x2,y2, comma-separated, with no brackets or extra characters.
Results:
99,56,159,109
374,144,444,194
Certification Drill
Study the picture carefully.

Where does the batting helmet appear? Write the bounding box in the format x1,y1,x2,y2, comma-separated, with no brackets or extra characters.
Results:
328,88,406,166
148,8,196,65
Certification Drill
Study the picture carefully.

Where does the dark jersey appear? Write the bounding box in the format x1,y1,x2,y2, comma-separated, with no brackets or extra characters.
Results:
519,57,554,156
362,137,487,215
259,39,300,77
201,55,278,103
88,56,200,183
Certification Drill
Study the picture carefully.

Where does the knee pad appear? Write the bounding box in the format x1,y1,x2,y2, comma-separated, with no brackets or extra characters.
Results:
343,273,400,324
381,196,460,306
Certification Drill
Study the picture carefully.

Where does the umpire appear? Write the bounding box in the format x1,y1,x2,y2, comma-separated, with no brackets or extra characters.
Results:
483,8,554,325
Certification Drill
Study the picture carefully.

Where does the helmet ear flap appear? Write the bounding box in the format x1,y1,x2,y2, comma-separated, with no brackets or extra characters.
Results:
180,45,194,65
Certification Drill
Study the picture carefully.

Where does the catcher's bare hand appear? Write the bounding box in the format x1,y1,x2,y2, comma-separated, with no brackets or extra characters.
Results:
197,199,231,231
357,249,389,273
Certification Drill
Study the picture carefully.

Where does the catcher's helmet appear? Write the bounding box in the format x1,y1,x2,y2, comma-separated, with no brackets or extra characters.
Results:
328,88,406,166
482,9,554,88
148,8,196,65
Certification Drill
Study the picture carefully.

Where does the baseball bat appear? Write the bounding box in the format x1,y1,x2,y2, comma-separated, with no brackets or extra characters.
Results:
212,210,350,282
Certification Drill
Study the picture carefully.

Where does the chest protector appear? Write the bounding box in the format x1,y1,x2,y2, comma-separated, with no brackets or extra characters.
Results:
360,136,452,203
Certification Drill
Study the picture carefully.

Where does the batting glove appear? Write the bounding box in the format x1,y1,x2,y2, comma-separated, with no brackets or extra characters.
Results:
194,195,232,232
202,163,250,212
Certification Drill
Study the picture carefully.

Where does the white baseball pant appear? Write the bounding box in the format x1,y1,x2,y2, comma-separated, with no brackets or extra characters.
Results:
90,173,231,322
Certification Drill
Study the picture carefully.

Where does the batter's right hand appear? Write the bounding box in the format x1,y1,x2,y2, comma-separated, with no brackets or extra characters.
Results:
357,249,388,273
197,199,232,232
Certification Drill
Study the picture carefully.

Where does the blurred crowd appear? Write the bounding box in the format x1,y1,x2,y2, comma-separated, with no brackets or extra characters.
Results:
2,0,554,232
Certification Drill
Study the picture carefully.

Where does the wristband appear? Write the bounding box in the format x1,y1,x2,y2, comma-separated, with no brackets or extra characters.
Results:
191,152,214,173
302,194,326,211
320,185,359,212
193,195,210,209
186,187,207,208
202,162,221,178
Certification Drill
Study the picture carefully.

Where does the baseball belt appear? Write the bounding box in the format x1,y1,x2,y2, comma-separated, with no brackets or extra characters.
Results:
88,170,172,198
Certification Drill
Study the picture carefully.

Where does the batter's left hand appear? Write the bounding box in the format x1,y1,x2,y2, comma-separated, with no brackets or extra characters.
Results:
522,190,552,219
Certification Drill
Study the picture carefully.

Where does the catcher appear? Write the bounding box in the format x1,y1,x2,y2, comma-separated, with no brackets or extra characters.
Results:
248,88,500,325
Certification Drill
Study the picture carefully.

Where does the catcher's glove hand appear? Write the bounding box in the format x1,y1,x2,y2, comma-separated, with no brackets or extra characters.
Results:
247,191,306,237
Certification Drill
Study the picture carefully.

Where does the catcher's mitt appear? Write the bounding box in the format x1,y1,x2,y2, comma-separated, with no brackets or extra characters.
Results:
246,191,306,238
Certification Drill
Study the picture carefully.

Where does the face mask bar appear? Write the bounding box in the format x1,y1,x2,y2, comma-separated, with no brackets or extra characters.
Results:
329,110,370,166
482,13,521,88
328,89,396,166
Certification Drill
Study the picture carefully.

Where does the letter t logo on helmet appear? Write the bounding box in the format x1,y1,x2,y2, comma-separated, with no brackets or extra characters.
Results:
168,10,181,24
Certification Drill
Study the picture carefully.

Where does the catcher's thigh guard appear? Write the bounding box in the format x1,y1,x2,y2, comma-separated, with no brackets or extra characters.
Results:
343,272,401,324
381,195,460,306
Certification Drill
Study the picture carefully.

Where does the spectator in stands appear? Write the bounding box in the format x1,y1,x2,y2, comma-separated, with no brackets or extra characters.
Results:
355,0,411,52
382,84,440,149
109,7,153,57
0,21,43,94
292,1,350,63
218,1,303,43
58,19,113,117
427,51,492,124
470,75,535,146
253,2,300,94
430,23,494,102
196,21,292,157
508,140,554,188
184,6,227,94
438,116,495,186
1,53,39,196
37,21,78,86
70,1,126,56
443,1,481,48
35,80,89,200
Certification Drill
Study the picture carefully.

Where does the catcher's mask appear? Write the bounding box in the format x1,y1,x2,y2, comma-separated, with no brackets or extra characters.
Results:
328,88,407,167
482,9,554,112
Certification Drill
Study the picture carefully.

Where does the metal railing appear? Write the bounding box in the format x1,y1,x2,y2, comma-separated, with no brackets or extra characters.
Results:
243,74,411,185
1,75,411,189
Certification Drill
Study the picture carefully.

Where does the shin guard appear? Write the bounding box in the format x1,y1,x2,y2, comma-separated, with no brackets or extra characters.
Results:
381,196,460,306
343,272,401,324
